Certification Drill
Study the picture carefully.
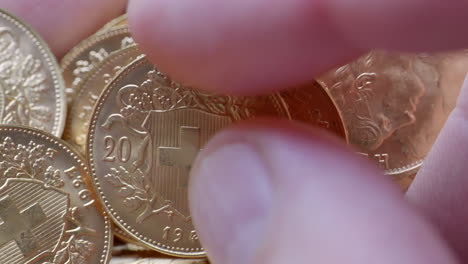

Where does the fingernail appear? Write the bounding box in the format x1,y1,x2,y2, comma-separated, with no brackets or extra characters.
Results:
190,143,272,264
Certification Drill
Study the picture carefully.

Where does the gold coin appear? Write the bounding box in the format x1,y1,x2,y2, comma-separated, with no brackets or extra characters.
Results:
87,56,293,257
64,45,141,153
97,14,128,35
113,225,149,250
279,81,346,140
0,125,112,263
60,26,133,104
318,50,466,176
0,9,66,137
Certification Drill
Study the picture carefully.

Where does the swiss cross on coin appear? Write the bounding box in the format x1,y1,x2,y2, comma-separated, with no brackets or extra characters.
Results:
158,126,202,188
0,195,47,255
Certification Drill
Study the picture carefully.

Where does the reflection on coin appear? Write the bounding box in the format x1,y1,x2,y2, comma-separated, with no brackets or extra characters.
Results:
60,26,133,103
0,125,112,263
279,81,346,140
87,56,292,257
97,14,128,35
318,50,466,176
0,9,66,137
64,45,141,153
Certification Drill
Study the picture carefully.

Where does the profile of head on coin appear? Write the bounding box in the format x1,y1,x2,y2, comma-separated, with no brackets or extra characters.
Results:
319,50,467,176
320,51,426,151
0,125,112,263
0,9,66,137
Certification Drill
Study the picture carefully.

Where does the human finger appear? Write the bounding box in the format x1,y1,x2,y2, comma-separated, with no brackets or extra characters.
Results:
407,75,468,262
128,0,468,94
189,120,458,264
1,0,128,57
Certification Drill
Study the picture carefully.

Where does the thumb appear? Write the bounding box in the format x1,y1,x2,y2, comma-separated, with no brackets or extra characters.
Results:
189,120,458,264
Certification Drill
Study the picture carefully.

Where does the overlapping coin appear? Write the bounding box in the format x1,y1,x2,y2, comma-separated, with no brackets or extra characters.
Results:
0,9,66,137
86,56,292,256
318,50,467,177
64,45,141,153
0,125,112,263
60,26,133,104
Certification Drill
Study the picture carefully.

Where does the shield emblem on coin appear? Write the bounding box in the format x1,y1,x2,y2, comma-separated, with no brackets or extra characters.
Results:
0,179,69,263
142,108,231,218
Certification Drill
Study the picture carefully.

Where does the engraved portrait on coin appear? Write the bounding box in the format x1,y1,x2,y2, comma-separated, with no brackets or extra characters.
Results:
0,10,66,137
0,126,112,263
88,56,291,257
319,50,466,176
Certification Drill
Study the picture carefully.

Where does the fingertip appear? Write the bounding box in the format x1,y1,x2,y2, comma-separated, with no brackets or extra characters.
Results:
190,119,457,264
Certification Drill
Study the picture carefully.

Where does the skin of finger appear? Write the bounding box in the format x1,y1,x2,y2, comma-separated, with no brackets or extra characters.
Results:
190,120,458,264
1,0,127,57
128,0,468,95
407,75,468,262
127,0,364,95
329,0,468,52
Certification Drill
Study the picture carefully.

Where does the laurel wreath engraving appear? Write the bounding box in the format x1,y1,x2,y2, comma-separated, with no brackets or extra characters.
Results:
103,69,256,223
0,137,64,187
45,207,96,264
0,28,53,130
0,137,96,263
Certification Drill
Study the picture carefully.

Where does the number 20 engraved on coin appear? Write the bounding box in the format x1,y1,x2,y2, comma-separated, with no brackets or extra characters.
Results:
87,56,293,257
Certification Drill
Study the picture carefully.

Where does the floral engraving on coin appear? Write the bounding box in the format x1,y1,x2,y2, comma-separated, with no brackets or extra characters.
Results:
0,137,97,263
0,28,53,130
101,70,256,224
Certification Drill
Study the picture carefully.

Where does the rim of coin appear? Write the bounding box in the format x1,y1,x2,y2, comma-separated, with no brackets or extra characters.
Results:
0,9,66,137
63,45,141,153
60,26,130,70
278,81,348,142
0,124,113,263
60,26,131,103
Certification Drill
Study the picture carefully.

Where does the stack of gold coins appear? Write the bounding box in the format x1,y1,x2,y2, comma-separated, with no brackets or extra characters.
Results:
0,8,466,263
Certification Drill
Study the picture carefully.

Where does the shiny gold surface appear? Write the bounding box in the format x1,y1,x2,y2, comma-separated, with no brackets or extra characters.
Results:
280,81,346,140
318,50,467,176
60,26,133,104
64,45,141,153
113,225,149,249
0,9,66,137
87,56,294,257
0,125,112,263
